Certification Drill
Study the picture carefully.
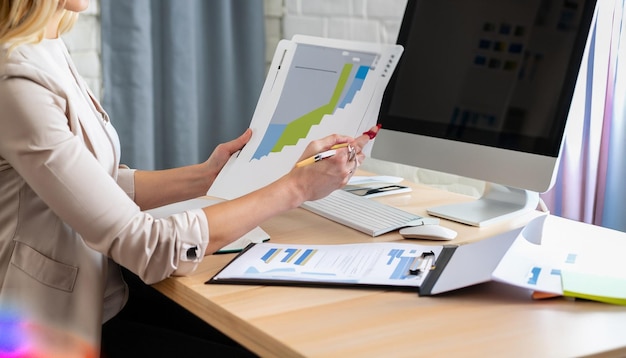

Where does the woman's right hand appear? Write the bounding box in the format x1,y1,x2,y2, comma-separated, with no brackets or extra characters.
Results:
286,125,379,203
202,125,380,253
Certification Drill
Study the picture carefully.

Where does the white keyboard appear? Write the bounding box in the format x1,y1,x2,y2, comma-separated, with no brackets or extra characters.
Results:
301,189,438,236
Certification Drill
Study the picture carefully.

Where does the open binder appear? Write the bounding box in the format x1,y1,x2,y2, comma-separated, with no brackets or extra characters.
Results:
419,228,519,295
206,230,519,294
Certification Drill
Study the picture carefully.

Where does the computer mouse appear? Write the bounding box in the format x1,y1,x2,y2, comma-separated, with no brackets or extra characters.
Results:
399,225,457,241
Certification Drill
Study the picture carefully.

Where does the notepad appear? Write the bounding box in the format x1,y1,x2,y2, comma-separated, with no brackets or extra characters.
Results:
561,271,626,306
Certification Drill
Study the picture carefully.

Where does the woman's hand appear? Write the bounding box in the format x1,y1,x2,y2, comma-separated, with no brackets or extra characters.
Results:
201,125,380,253
287,124,379,202
203,128,252,188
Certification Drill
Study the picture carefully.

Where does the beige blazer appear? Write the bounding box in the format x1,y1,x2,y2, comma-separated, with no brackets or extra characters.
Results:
0,39,209,346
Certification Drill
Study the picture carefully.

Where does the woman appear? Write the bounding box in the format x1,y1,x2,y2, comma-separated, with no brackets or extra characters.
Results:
0,0,374,356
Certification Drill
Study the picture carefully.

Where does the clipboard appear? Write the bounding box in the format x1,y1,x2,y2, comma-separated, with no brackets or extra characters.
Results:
205,234,518,295
207,242,443,291
418,228,520,295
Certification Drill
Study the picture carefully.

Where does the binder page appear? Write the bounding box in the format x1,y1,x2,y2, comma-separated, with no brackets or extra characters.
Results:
210,242,443,288
208,36,403,199
492,215,626,300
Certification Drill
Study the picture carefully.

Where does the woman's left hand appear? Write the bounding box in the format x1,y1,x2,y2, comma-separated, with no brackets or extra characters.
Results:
203,128,252,187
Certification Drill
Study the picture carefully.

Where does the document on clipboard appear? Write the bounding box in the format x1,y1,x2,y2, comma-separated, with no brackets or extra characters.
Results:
207,35,403,200
206,228,520,294
207,242,443,290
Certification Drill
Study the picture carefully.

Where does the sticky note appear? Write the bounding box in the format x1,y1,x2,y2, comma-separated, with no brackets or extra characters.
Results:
561,271,626,306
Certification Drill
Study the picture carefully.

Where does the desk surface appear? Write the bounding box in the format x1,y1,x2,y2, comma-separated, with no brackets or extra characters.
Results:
153,177,626,357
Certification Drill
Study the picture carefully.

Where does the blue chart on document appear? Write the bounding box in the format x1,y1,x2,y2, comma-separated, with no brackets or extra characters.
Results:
208,35,403,200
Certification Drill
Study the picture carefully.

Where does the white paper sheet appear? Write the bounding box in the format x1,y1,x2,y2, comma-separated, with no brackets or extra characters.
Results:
212,242,443,287
492,215,626,295
207,35,403,199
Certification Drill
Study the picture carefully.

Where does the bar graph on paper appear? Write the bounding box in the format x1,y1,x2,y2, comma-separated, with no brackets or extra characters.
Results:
239,245,425,283
252,61,372,160
208,37,402,199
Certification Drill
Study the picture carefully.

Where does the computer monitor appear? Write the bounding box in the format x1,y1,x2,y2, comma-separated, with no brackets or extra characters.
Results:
372,0,597,226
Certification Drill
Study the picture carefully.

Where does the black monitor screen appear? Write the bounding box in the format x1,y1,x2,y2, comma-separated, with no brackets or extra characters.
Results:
379,0,596,156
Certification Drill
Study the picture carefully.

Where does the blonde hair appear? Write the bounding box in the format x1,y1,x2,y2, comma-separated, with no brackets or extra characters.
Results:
0,0,78,49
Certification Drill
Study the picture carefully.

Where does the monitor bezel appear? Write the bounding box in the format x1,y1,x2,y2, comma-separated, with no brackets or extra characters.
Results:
378,0,597,158
373,0,597,194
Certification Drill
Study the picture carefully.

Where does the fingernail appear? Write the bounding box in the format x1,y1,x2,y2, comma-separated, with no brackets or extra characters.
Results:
363,124,381,139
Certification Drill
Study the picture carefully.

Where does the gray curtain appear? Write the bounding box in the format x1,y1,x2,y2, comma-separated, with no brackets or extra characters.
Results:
100,0,266,170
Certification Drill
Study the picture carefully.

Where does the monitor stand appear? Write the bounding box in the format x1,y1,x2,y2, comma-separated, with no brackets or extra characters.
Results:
427,183,539,227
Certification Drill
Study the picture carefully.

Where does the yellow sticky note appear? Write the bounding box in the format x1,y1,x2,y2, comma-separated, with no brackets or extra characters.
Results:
561,271,626,306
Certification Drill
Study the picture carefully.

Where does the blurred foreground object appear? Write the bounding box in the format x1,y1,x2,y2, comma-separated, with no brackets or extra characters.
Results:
0,307,96,358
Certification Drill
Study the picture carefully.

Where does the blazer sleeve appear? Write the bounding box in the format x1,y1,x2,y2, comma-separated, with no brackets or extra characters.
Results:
117,166,136,199
0,69,208,284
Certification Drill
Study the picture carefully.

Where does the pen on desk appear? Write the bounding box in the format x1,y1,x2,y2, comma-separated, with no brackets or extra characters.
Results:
295,149,338,168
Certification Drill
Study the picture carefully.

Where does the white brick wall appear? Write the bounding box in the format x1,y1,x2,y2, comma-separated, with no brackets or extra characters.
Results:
281,0,407,44
62,0,101,99
265,0,407,68
264,0,284,65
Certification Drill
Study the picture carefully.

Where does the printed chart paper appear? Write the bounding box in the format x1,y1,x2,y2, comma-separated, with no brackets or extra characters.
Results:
208,35,403,199
210,242,443,288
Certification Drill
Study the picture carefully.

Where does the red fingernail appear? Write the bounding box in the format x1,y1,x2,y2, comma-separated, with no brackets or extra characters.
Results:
363,124,382,139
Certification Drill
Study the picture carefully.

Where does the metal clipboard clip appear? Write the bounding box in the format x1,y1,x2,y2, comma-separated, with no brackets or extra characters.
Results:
408,251,435,276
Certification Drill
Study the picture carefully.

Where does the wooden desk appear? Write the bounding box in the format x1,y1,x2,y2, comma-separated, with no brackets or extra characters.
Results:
153,180,626,357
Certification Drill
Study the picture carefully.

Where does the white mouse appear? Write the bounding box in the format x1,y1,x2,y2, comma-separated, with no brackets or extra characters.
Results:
399,225,457,241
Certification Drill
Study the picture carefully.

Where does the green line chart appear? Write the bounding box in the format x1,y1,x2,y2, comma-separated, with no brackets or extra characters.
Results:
252,44,377,160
